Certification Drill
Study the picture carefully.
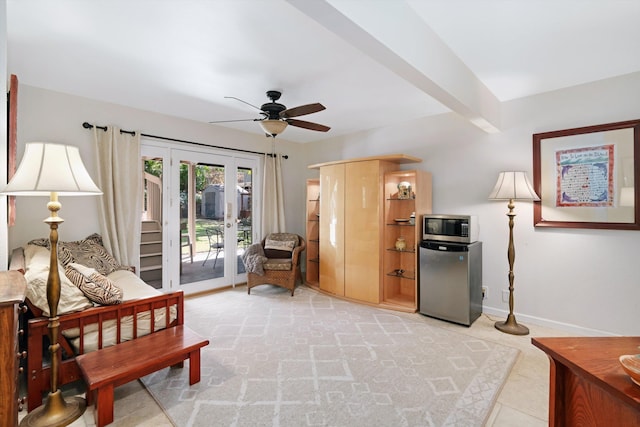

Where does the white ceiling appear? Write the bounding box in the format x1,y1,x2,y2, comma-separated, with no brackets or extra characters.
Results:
7,0,640,143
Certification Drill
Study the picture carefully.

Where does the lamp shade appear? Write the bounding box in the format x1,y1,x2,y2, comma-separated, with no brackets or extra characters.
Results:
0,142,102,196
259,119,288,136
488,171,540,201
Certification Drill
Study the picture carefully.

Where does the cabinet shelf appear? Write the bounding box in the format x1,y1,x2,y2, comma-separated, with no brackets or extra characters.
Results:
382,293,415,309
382,169,432,312
306,179,320,285
386,270,416,280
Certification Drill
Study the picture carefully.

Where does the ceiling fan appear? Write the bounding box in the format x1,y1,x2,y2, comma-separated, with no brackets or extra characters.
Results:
210,90,330,137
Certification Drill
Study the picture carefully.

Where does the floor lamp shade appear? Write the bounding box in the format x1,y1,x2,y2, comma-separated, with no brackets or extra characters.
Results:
1,142,101,427
488,171,539,336
488,171,540,201
1,142,101,196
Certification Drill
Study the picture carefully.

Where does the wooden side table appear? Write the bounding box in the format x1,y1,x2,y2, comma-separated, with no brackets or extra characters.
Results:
0,271,27,426
532,336,640,427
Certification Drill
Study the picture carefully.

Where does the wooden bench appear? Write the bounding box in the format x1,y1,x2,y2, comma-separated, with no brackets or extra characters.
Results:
75,325,209,426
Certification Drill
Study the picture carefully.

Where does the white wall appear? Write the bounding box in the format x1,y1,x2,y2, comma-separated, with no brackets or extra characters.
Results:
0,0,8,268
302,72,640,336
8,85,309,251
10,72,640,336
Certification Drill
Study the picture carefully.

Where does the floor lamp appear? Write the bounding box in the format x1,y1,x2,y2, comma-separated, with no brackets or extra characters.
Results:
1,143,102,427
488,171,539,336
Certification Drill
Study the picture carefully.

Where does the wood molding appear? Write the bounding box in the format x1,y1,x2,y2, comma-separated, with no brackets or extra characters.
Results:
309,154,421,169
8,74,18,227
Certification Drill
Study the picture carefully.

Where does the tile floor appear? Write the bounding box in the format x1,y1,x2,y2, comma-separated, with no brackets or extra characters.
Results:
19,296,569,427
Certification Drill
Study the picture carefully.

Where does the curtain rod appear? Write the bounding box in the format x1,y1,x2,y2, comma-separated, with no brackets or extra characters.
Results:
81,122,288,159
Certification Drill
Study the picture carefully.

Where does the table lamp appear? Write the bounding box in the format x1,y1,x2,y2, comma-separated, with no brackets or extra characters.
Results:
1,142,102,426
488,171,539,335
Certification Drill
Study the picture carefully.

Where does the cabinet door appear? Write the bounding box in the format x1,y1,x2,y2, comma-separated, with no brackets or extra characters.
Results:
319,164,345,296
344,160,381,303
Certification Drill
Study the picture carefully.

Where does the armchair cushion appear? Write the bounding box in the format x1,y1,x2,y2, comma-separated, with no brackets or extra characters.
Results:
263,233,299,258
263,259,293,271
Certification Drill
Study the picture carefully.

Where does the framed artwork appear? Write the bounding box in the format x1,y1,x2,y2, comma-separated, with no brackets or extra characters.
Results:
533,119,640,230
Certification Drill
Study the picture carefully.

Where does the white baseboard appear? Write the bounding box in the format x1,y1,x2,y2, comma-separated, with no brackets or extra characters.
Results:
481,306,619,337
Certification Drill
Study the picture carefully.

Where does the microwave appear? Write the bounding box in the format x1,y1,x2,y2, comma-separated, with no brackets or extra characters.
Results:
422,214,479,244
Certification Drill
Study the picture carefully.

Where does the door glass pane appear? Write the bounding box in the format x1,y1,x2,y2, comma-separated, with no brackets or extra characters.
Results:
140,158,164,289
180,161,227,285
237,166,253,274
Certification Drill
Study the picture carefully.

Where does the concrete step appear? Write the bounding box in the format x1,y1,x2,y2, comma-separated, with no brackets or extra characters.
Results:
140,241,162,255
141,220,161,232
140,221,162,283
141,231,162,243
140,254,162,268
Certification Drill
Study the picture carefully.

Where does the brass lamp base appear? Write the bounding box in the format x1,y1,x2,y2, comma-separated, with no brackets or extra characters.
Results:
19,391,86,427
495,314,529,336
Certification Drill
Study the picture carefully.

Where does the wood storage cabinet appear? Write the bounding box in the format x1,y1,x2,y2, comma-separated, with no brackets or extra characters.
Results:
0,271,27,426
309,155,421,306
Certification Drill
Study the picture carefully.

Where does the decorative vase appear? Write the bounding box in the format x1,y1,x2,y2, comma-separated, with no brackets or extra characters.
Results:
397,181,412,199
395,237,407,251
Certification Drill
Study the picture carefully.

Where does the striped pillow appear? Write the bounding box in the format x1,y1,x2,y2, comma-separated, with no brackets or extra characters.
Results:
65,262,123,305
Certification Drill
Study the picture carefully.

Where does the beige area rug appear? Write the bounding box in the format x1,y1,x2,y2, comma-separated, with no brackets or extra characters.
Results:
141,285,518,427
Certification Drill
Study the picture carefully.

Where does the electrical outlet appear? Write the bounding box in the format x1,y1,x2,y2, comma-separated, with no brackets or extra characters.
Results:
502,290,509,302
482,286,488,300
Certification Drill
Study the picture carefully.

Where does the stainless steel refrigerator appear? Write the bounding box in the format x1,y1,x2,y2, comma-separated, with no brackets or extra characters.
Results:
419,240,482,326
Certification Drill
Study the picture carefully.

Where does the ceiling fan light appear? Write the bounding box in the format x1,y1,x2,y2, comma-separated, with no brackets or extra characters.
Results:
260,119,288,136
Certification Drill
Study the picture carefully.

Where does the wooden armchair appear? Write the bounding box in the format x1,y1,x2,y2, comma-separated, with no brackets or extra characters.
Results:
246,233,306,296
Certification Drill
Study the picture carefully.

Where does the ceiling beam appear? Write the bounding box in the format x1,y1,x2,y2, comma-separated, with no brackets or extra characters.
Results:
287,0,501,133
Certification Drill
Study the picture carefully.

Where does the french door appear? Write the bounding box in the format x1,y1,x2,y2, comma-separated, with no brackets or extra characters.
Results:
141,142,260,294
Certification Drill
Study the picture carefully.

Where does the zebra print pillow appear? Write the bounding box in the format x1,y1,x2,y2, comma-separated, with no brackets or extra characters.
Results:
65,262,123,305
28,234,133,276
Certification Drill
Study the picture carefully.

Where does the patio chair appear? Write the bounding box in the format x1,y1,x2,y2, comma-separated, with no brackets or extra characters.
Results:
181,223,193,263
202,228,224,268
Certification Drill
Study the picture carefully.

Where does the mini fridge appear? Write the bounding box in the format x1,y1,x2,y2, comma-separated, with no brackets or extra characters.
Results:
419,240,482,326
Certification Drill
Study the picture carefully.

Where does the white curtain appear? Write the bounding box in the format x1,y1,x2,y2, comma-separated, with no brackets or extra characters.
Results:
93,126,142,268
261,153,286,236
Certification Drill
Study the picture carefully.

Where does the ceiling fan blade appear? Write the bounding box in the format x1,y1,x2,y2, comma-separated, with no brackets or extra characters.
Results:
208,118,259,124
224,96,263,111
280,103,325,118
286,118,331,132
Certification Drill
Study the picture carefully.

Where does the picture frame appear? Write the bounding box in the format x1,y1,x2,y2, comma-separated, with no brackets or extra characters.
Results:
533,119,640,230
